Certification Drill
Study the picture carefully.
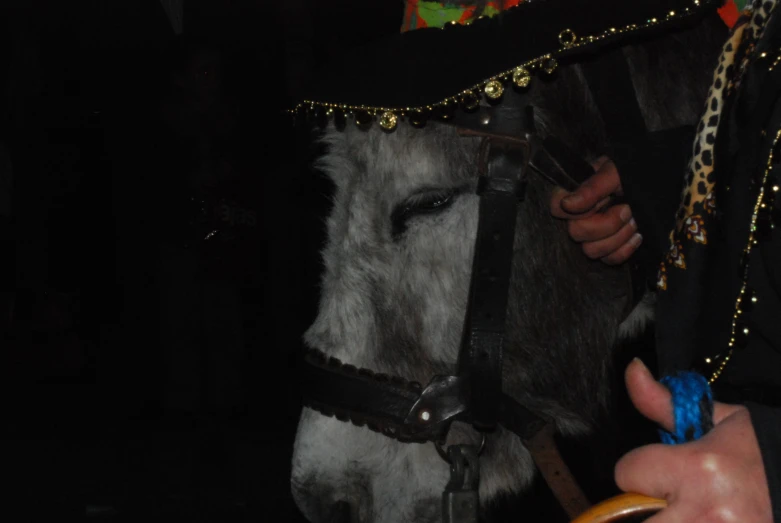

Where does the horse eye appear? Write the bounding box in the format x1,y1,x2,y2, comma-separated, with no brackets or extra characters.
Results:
391,189,456,238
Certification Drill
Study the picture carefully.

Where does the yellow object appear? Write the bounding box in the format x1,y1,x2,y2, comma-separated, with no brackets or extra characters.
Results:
570,493,667,523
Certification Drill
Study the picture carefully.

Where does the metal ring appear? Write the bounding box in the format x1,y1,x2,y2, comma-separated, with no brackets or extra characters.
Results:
558,29,577,47
434,434,487,464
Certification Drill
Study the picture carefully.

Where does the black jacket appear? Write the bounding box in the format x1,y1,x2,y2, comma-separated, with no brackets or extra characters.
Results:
614,8,781,520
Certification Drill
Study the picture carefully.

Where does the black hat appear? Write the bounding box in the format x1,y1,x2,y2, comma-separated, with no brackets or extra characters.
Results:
291,0,721,132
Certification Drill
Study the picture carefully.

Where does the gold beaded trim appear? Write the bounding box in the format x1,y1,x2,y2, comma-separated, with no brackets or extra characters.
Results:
768,46,781,71
290,1,706,132
706,127,781,384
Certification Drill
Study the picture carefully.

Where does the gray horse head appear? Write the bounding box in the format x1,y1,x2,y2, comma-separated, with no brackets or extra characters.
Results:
291,9,725,523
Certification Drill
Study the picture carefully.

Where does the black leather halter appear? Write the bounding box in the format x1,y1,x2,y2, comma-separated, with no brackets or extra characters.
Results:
301,114,581,444
299,110,602,517
296,12,706,517
300,62,646,443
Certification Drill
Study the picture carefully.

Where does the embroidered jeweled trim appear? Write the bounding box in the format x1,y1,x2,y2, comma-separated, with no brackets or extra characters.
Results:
707,127,781,383
290,1,714,133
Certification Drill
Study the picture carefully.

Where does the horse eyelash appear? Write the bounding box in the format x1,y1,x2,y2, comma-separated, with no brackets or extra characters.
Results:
391,185,470,239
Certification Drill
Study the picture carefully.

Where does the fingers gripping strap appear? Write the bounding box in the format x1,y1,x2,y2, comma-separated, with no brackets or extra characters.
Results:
658,371,715,444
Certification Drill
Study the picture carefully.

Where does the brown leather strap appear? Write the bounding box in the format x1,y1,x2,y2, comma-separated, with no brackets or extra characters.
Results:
523,424,592,520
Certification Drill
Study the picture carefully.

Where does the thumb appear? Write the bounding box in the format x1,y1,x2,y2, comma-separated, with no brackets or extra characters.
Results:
625,358,674,432
560,158,621,214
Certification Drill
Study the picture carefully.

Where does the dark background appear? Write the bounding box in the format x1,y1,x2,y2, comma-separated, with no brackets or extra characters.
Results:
0,2,659,521
0,1,407,520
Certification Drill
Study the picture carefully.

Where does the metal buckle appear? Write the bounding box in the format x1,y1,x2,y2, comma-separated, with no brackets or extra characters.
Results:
474,136,531,201
434,434,487,464
441,444,481,523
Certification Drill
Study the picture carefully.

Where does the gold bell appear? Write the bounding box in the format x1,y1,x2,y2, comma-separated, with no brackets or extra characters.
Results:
460,91,480,112
378,111,398,131
484,80,504,100
542,58,558,74
512,67,531,88
354,110,373,129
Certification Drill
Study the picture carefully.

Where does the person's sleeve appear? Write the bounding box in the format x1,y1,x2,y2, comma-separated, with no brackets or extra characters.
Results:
609,126,695,282
745,402,781,522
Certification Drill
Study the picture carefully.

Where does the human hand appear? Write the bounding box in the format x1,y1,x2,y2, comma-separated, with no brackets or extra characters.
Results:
614,359,772,522
550,156,641,265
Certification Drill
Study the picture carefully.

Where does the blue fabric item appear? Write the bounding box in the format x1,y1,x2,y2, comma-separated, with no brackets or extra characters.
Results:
658,371,714,445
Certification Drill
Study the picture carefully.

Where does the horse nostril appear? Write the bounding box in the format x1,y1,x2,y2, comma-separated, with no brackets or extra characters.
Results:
325,500,353,523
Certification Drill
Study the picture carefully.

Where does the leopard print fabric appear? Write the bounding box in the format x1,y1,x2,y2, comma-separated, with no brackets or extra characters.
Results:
658,0,777,290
